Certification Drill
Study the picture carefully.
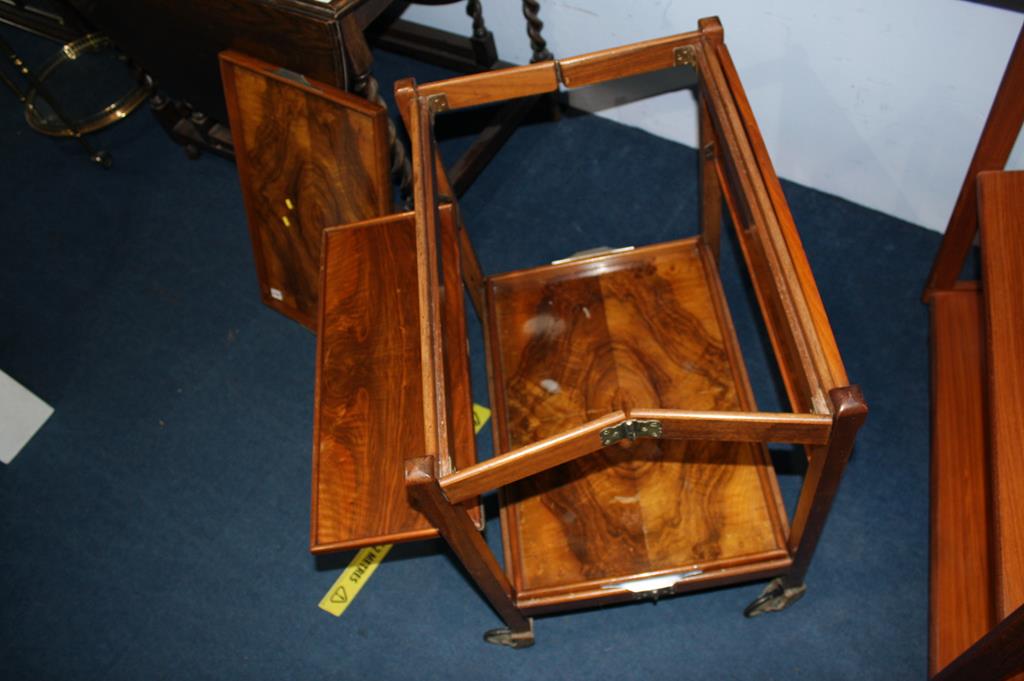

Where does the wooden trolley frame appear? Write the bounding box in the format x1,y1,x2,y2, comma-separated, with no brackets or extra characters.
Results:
311,17,867,647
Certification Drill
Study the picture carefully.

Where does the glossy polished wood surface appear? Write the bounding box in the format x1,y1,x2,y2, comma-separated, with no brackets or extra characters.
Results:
486,239,787,600
557,31,701,89
311,207,476,553
441,412,626,504
406,457,531,633
978,170,1024,622
928,289,993,676
221,51,390,329
438,200,476,482
416,61,558,112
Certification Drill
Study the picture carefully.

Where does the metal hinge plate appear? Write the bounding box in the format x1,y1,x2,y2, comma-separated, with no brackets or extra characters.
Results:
674,45,697,68
426,93,449,113
600,419,663,446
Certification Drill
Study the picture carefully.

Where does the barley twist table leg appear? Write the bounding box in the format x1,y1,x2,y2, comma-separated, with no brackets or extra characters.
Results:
357,71,412,195
522,0,553,63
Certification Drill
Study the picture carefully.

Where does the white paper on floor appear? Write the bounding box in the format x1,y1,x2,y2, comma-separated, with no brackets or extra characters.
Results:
0,369,53,464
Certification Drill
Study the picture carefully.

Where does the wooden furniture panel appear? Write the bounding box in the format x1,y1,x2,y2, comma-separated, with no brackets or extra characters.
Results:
928,289,993,676
417,61,558,112
221,50,391,329
310,20,867,644
310,206,476,553
978,170,1024,622
925,28,1024,675
487,240,788,606
557,31,701,88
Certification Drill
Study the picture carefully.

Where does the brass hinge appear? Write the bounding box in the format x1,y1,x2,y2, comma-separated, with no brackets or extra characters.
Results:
674,45,697,69
600,419,663,446
426,93,449,113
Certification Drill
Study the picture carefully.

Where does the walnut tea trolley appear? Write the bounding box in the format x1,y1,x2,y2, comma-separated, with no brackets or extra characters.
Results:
310,17,868,647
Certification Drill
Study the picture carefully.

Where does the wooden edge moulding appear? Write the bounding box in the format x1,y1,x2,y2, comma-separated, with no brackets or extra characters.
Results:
311,16,867,648
923,22,1024,681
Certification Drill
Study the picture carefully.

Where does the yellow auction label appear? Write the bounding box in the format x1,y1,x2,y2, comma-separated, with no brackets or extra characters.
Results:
319,544,392,617
472,403,491,433
319,403,492,618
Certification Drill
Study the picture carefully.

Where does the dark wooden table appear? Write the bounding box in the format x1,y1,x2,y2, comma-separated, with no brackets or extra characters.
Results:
65,0,549,195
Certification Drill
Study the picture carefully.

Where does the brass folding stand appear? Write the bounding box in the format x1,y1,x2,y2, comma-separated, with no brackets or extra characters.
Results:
310,17,867,647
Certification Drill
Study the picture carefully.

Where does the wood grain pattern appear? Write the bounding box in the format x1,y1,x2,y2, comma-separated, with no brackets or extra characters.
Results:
932,602,1024,681
487,239,787,601
978,170,1024,622
406,457,531,632
310,208,477,553
925,26,1024,297
557,31,701,89
928,289,993,676
440,412,626,504
416,61,557,112
698,241,791,552
394,79,487,319
438,200,477,482
409,94,448,463
630,408,832,445
221,51,390,329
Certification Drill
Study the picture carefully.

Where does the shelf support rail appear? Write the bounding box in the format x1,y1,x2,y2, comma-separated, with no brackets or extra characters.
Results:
440,409,833,505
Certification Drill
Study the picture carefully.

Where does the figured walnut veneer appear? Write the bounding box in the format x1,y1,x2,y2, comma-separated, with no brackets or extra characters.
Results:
221,50,391,329
486,240,788,605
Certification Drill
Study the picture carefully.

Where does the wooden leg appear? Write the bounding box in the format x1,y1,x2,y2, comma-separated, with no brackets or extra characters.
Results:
405,457,534,647
786,385,868,582
699,92,722,260
746,386,867,617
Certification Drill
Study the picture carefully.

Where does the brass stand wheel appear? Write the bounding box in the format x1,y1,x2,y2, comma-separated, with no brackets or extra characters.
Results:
23,33,152,138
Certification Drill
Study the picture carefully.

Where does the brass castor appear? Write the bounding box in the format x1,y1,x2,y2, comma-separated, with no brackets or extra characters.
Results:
743,578,807,617
483,620,535,649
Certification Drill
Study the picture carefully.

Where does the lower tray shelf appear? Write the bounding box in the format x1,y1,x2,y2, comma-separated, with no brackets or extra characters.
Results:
484,237,790,612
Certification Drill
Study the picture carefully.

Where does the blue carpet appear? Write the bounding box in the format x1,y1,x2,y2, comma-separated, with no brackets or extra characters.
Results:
1,27,940,681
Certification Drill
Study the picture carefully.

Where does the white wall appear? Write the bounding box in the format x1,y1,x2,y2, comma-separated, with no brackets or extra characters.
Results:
403,1,1023,233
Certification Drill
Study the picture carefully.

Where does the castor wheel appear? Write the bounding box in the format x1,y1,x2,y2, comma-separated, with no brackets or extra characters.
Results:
743,578,807,617
184,143,200,160
91,150,112,169
483,620,534,649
